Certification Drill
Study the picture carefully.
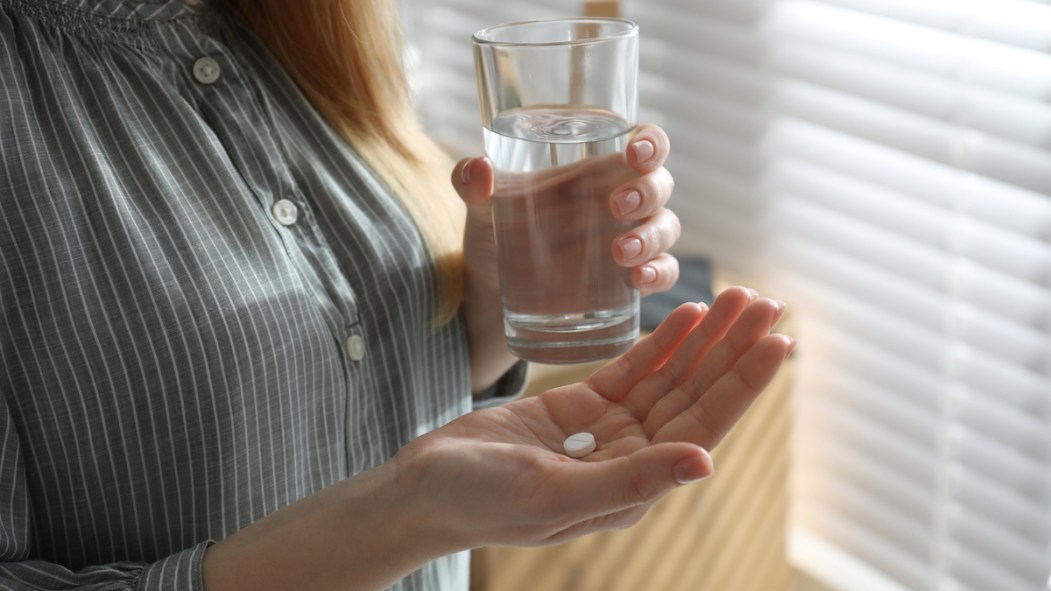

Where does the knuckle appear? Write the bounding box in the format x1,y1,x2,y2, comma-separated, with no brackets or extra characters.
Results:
729,364,763,393
724,335,751,360
627,473,661,506
638,224,662,252
642,370,678,399
641,173,662,197
641,125,671,152
666,210,683,242
630,221,655,247
591,355,635,401
625,176,658,208
664,258,681,285
687,402,721,448
654,368,678,393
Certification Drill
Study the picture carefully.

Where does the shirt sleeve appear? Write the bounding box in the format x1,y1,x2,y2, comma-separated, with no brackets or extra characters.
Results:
0,398,212,591
472,359,530,410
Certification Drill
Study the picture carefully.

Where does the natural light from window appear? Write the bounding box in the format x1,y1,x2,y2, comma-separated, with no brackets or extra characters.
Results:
404,1,1051,590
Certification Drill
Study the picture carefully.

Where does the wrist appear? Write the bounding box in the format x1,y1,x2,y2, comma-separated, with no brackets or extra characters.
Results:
390,438,482,554
202,461,456,591
384,454,469,558
460,280,518,395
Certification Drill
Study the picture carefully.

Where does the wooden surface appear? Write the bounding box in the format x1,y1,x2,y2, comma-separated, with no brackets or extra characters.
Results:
470,352,797,591
583,0,620,18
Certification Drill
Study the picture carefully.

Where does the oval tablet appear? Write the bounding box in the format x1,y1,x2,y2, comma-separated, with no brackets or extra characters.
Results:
563,432,596,458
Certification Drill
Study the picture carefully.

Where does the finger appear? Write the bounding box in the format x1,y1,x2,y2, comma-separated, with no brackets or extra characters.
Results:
451,157,495,208
520,124,670,196
621,286,755,421
549,442,712,521
684,297,786,395
610,167,675,221
586,302,706,402
642,297,784,436
627,125,671,173
527,152,633,197
634,253,679,297
654,333,794,449
613,208,682,267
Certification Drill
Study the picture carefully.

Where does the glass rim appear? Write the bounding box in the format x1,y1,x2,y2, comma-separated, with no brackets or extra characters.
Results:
472,17,638,48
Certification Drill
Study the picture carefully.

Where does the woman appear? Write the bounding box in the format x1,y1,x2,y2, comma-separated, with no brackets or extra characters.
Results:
0,0,792,589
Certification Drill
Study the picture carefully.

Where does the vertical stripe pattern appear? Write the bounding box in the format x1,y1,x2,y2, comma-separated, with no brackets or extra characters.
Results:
0,0,473,589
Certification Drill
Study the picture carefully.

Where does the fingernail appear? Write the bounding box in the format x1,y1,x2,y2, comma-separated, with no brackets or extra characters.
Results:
639,265,657,284
619,237,642,261
787,336,797,357
460,159,475,185
773,300,787,323
614,190,641,216
632,140,656,163
746,287,759,299
674,454,713,484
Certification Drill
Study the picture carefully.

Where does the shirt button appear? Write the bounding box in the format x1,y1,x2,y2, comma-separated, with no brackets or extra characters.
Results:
271,199,299,226
192,57,221,85
346,335,366,362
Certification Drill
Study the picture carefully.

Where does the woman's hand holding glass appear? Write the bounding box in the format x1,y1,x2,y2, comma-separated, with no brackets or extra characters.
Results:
454,123,680,300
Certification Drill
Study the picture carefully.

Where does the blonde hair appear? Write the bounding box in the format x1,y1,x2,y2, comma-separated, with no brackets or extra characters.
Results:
217,0,466,324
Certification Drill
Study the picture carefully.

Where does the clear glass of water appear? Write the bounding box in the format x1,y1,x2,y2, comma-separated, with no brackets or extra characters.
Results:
473,18,640,364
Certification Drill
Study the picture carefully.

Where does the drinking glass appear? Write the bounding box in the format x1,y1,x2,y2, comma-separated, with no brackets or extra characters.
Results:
473,18,640,364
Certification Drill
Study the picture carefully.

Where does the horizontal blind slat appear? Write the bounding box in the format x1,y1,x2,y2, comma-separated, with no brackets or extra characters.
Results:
640,23,1051,151
767,119,1051,239
769,160,1051,286
801,362,1051,509
806,368,1051,544
772,81,1051,195
775,271,1051,407
766,0,1051,99
645,89,1051,241
817,0,1051,51
770,215,1051,367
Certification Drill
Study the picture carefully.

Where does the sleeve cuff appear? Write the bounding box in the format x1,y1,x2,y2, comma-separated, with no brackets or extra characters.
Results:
472,360,530,410
136,540,214,591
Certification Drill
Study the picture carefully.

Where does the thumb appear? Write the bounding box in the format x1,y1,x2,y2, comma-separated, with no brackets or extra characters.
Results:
557,443,714,519
451,157,495,208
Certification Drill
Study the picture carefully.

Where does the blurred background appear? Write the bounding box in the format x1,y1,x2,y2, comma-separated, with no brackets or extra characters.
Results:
400,1,1051,590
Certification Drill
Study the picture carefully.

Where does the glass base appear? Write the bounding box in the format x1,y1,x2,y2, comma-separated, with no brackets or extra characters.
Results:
504,306,639,364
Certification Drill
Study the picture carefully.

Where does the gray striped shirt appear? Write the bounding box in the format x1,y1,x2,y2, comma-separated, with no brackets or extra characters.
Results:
0,0,498,588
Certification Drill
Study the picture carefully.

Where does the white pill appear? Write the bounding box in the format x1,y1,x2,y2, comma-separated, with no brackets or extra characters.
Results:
563,432,597,458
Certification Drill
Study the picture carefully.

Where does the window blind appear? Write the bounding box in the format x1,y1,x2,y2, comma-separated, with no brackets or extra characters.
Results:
400,0,580,157
402,1,1051,590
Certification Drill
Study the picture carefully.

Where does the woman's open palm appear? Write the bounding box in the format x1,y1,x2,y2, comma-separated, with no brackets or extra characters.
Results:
394,287,792,551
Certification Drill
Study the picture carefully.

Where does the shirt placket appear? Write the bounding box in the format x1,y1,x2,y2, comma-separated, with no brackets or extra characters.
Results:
174,24,368,368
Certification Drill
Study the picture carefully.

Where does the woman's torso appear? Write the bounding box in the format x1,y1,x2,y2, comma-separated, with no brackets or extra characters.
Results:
0,1,471,588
